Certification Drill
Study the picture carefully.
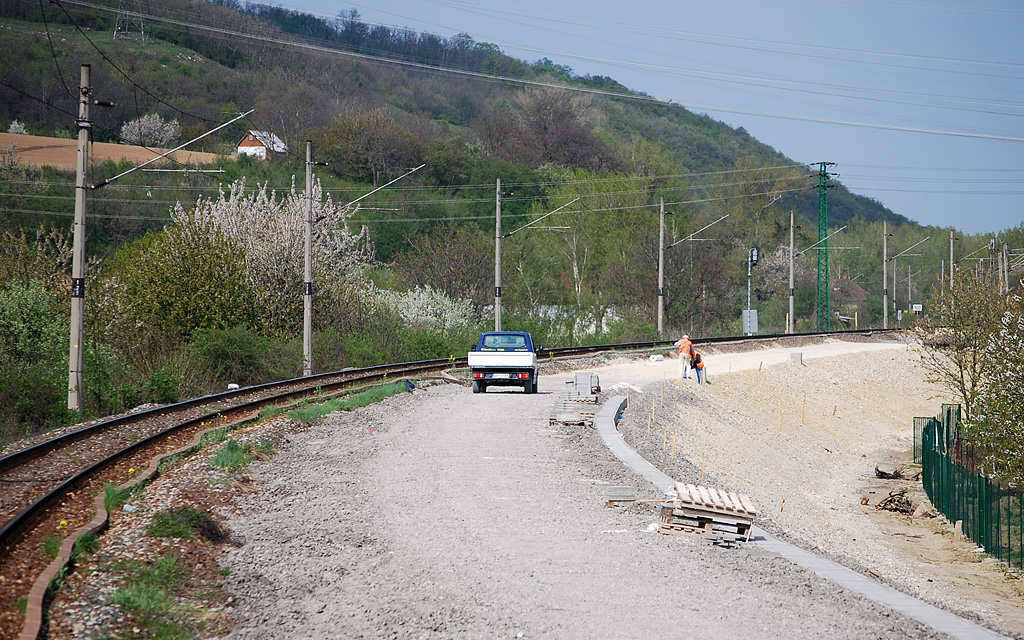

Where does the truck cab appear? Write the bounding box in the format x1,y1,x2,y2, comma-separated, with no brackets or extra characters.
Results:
467,331,541,394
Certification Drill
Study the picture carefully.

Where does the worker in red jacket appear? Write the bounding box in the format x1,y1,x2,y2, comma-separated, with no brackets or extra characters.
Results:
690,349,706,385
673,334,693,379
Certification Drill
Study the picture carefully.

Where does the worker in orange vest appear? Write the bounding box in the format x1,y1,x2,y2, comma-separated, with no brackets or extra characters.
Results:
673,334,693,379
690,349,706,384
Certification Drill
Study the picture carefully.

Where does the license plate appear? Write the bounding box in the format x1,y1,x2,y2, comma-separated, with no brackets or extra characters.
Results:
490,373,509,379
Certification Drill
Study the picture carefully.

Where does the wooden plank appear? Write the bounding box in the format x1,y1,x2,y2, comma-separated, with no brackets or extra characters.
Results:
605,485,637,501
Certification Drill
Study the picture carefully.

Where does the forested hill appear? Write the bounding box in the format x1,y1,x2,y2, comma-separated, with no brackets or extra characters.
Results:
0,0,905,233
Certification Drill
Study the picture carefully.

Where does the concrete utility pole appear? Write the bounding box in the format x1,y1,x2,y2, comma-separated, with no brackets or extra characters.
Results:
303,141,313,377
658,197,665,335
882,221,888,330
68,65,91,411
788,211,795,334
495,178,502,331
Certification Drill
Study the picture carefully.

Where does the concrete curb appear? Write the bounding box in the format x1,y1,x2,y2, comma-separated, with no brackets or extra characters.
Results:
595,396,1008,640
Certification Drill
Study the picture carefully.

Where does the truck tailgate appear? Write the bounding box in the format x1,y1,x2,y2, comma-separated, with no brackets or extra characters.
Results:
467,352,536,368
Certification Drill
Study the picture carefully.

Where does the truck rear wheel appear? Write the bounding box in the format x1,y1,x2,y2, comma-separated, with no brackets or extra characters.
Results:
523,379,534,394
472,380,485,394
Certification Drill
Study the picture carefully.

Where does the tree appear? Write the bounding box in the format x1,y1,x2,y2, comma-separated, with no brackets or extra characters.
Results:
965,290,1024,486
179,178,374,336
101,210,258,343
391,223,493,313
119,113,181,148
313,108,423,186
914,268,1006,421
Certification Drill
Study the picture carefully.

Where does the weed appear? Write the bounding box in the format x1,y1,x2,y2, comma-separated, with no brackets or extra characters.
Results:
104,482,132,512
43,535,62,558
108,553,191,619
200,427,229,448
15,595,27,614
287,381,407,424
257,405,283,420
73,532,99,558
110,582,175,615
210,439,250,471
248,439,275,461
147,506,225,542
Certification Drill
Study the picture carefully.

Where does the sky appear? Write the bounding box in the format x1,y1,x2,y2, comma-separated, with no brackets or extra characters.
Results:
272,0,1024,236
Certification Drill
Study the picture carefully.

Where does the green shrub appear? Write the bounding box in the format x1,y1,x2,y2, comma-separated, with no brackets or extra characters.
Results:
147,506,224,542
189,325,271,386
0,367,76,445
404,329,452,361
210,439,250,471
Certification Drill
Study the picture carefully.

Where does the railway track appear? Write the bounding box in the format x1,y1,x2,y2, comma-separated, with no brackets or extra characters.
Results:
0,328,892,639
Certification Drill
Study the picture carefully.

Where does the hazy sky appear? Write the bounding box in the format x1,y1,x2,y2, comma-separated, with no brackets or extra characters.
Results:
275,0,1024,236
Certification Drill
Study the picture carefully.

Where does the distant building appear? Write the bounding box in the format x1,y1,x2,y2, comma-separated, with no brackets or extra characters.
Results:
236,131,287,159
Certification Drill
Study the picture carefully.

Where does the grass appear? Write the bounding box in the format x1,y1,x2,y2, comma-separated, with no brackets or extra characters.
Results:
287,381,410,424
43,535,62,558
107,553,192,638
104,482,133,512
210,439,249,471
199,427,229,448
147,506,224,542
257,405,283,420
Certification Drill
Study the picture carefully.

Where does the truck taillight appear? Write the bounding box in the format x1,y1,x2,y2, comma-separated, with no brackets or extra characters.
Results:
516,373,529,379
473,372,485,379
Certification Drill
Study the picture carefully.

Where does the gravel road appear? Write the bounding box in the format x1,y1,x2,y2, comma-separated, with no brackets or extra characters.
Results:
218,342,949,639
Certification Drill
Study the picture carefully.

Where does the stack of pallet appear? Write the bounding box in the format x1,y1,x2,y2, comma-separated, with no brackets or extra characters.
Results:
549,372,601,426
659,482,758,542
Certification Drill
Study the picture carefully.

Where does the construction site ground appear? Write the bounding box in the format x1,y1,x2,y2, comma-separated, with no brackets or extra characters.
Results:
605,336,1024,638
44,335,1024,639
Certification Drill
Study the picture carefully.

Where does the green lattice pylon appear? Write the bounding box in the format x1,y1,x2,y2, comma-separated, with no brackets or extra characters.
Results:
816,162,834,332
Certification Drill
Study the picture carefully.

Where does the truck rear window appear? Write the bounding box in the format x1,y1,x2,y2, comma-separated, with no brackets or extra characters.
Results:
482,334,528,350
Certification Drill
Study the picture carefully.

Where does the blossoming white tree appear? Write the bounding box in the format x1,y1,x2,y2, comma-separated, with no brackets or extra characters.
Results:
174,178,373,336
119,113,181,147
373,285,475,335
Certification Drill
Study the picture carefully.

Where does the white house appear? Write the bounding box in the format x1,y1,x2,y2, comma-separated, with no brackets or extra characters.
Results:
236,131,287,159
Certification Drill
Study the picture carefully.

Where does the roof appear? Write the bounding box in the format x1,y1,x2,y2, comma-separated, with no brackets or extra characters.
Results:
238,130,287,153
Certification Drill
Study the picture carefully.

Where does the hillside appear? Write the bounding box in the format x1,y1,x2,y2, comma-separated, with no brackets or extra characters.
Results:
0,3,906,232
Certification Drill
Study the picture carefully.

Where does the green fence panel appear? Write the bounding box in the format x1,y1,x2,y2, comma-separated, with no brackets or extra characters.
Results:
918,404,1024,570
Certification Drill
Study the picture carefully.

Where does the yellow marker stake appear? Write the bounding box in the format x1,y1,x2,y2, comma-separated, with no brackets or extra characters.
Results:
759,361,763,372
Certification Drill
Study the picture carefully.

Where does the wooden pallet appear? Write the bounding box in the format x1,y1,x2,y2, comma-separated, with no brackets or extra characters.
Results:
659,482,758,541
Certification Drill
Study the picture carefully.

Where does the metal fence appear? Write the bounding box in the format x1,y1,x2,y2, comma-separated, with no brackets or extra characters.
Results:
917,404,1024,569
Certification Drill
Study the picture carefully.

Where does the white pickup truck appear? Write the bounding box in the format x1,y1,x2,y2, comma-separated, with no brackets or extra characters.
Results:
467,331,541,394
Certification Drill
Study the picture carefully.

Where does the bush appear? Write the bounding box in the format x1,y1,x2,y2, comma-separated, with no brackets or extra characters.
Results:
189,325,271,386
596,318,661,344
0,367,76,445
